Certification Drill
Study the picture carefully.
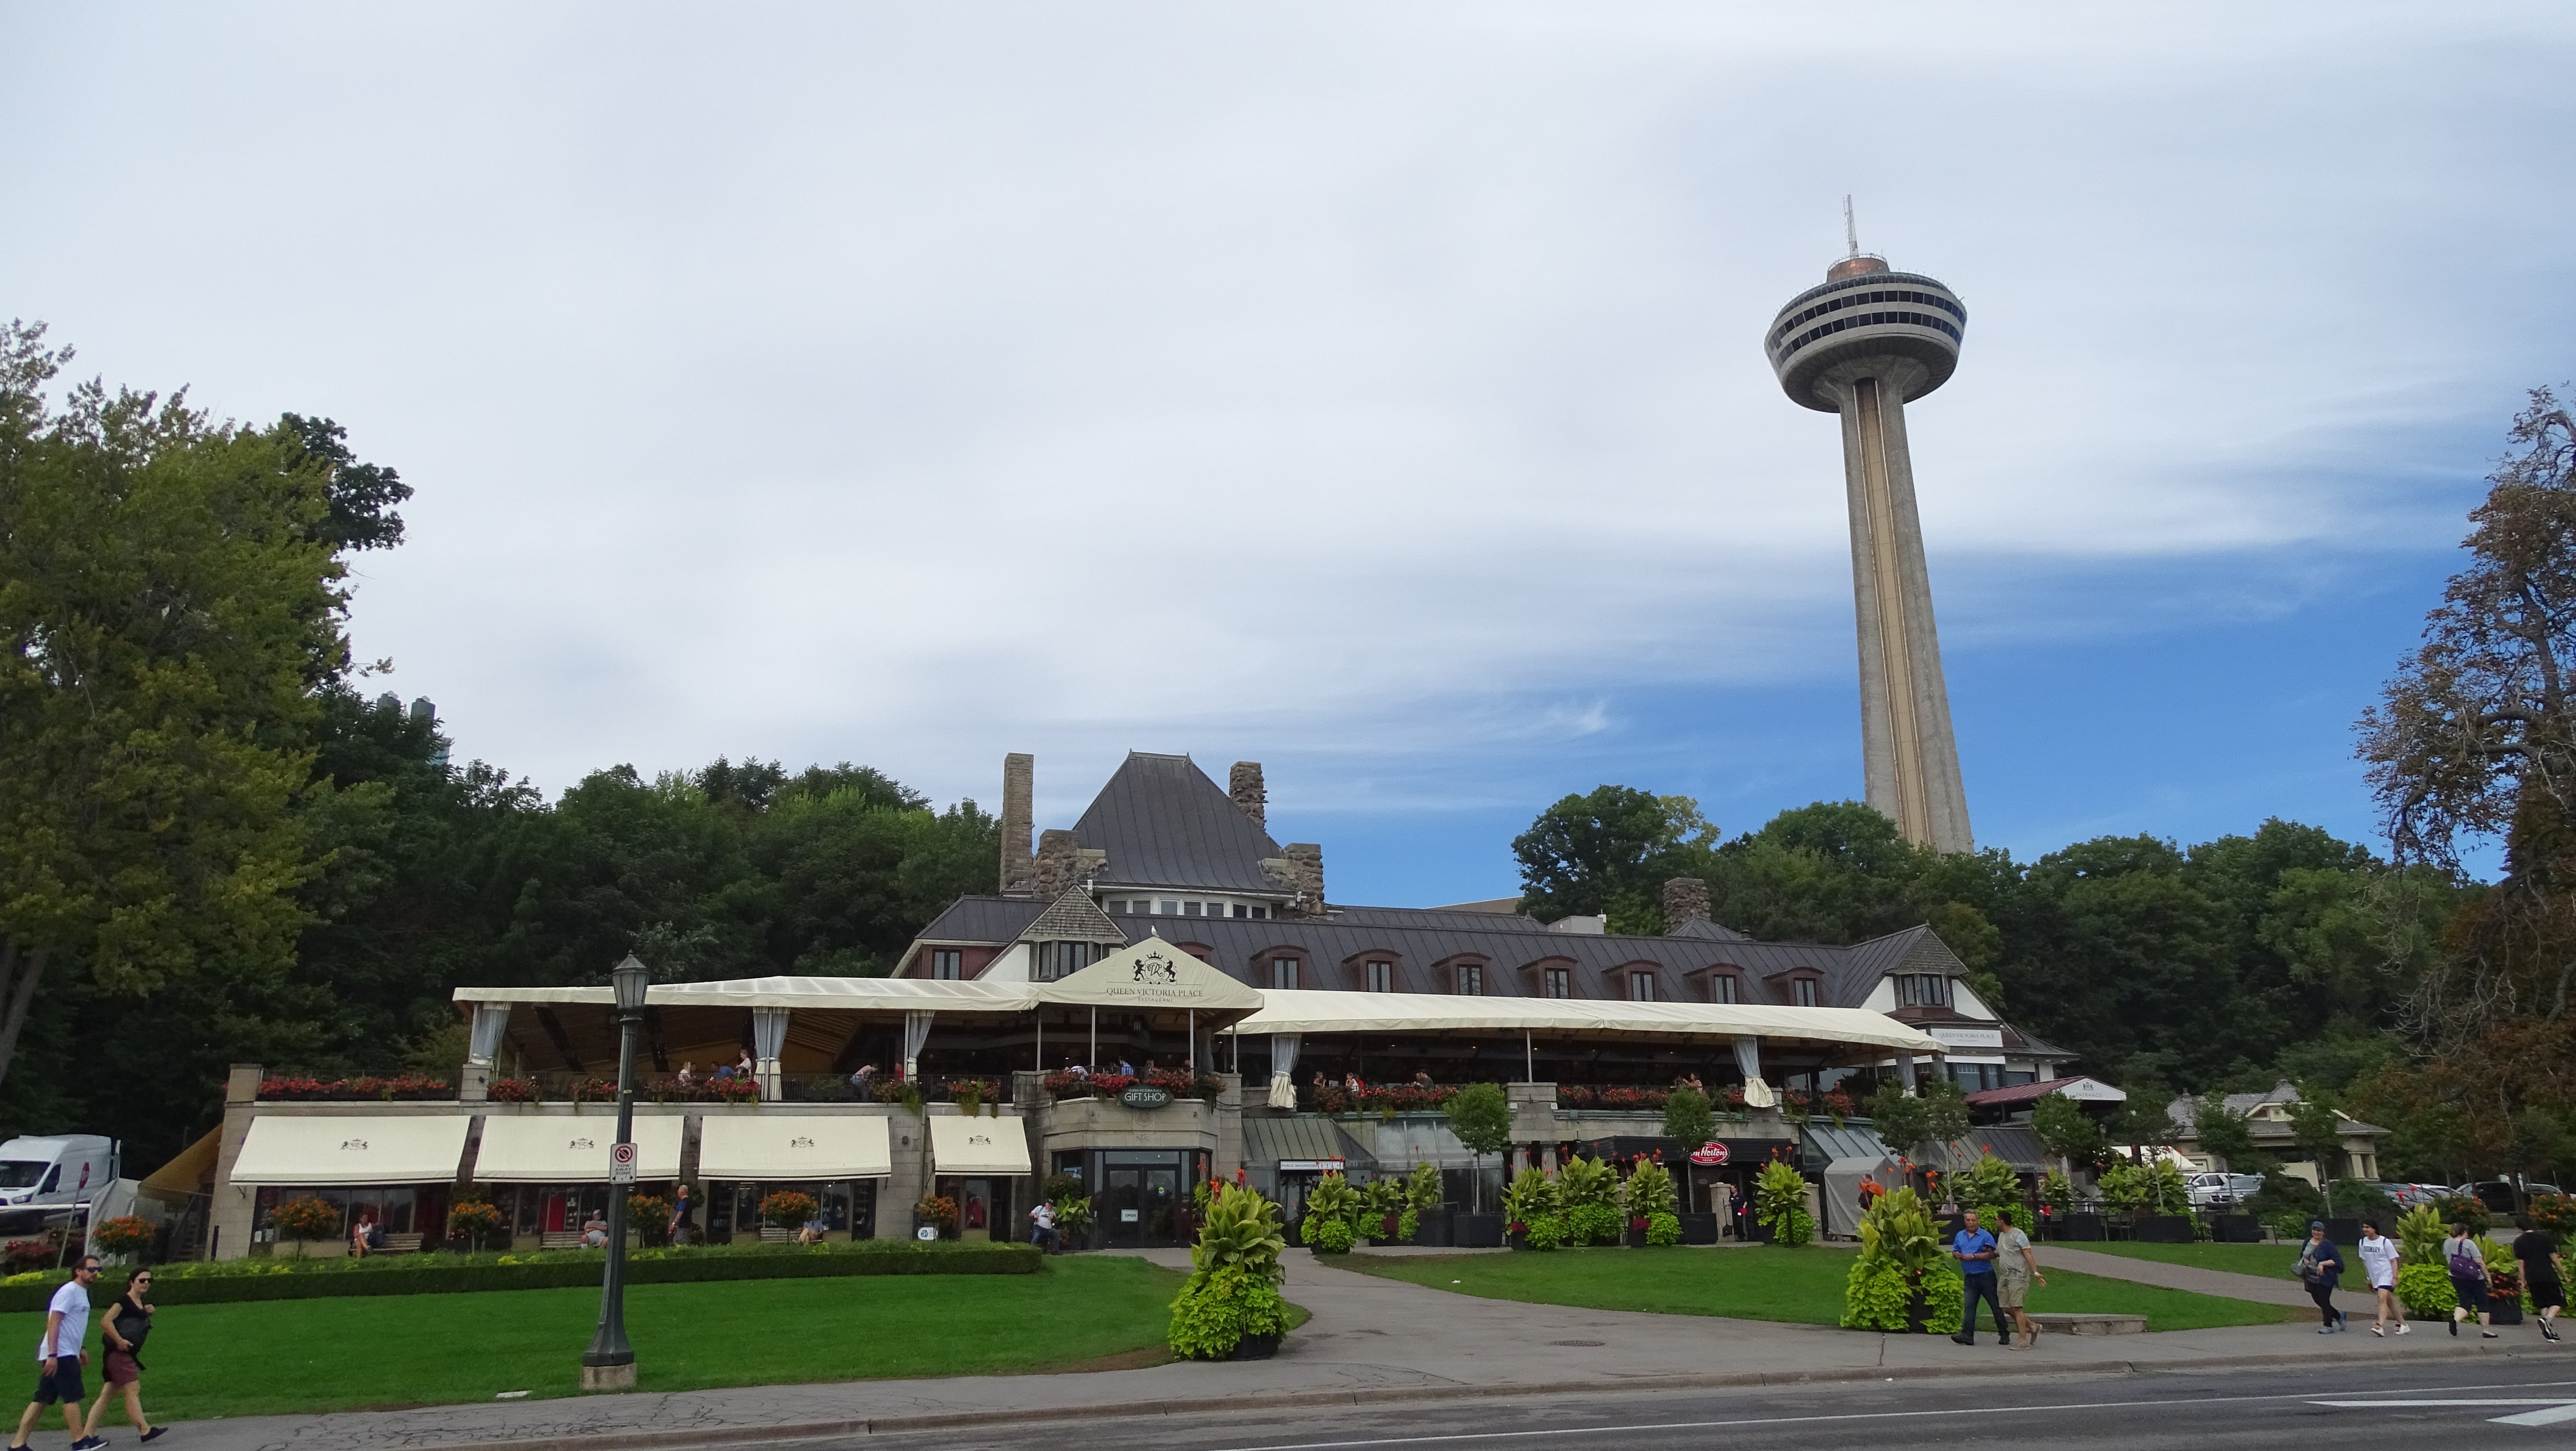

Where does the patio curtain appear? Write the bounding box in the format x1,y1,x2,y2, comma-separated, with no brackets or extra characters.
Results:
1732,1035,1777,1109
1268,1033,1300,1109
902,1011,935,1081
468,1004,511,1067
752,1007,791,1094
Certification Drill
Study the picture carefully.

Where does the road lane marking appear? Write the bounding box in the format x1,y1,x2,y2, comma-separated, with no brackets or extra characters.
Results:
1207,1379,2576,1451
2315,1398,2576,1427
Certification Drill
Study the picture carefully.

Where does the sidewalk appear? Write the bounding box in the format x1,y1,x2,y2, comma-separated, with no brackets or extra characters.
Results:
2034,1244,2388,1318
176,1249,2552,1451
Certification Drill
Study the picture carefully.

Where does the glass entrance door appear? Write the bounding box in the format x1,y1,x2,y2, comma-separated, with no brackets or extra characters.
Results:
1105,1167,1143,1247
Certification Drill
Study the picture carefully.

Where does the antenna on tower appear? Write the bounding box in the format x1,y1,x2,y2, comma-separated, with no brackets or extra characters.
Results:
1844,196,1859,258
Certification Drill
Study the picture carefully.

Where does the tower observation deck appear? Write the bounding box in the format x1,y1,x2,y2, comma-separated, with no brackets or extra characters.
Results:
1765,251,1973,853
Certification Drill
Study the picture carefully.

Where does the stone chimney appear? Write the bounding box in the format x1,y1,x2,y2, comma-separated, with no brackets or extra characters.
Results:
1662,876,1710,933
1228,762,1267,831
1283,842,1325,917
1000,753,1035,895
1032,828,1107,903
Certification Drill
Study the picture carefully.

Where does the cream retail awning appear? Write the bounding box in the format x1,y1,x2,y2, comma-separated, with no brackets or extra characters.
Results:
698,1115,893,1181
473,1114,684,1182
1033,939,1266,1013
228,1115,471,1186
929,1116,1032,1176
1229,989,1946,1054
454,975,1034,1015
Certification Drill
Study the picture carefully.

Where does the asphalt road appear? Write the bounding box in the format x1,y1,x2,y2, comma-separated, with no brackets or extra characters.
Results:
790,1362,2576,1451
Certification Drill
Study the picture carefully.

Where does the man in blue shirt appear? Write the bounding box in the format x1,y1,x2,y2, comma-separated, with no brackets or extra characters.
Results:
1951,1209,2008,1346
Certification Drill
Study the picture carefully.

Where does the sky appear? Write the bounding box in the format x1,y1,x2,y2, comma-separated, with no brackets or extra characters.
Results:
6,3,2571,904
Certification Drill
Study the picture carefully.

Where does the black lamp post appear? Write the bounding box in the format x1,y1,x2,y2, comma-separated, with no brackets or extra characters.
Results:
581,953,649,1391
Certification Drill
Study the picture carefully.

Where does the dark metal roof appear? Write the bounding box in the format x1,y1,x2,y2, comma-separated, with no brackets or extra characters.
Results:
1329,904,1559,934
1017,887,1131,946
1072,753,1287,893
914,896,1046,943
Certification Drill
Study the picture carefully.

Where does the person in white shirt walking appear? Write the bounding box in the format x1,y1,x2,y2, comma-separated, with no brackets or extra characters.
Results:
2356,1219,2408,1336
9,1255,100,1451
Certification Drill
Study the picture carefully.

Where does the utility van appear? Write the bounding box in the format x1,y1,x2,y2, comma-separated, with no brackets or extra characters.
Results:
0,1135,116,1211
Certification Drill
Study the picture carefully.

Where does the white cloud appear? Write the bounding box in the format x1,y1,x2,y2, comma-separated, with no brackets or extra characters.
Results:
5,0,2569,829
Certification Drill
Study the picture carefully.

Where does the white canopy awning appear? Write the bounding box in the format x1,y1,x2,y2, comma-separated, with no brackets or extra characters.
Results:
697,1114,893,1181
473,1114,685,1182
1033,939,1266,1011
454,976,1032,1015
929,1115,1032,1176
1230,989,1945,1054
229,1115,471,1187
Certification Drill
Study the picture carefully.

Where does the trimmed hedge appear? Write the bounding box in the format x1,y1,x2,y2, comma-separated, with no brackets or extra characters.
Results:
0,1240,1037,1311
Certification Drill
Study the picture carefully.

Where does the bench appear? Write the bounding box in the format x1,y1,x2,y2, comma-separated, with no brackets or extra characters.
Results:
377,1232,424,1255
540,1231,592,1251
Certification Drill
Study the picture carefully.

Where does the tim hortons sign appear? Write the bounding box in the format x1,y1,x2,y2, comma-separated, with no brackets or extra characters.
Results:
1689,1142,1730,1166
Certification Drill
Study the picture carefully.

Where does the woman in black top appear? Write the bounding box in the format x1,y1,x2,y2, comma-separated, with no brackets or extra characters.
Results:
81,1268,161,1444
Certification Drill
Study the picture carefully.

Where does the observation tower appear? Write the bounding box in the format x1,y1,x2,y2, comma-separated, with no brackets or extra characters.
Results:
1764,213,1973,853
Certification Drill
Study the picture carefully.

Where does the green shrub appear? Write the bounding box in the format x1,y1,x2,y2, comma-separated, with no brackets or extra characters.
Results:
2529,1194,2576,1237
2039,1170,2074,1215
1565,1203,1623,1247
1645,1212,1681,1247
1757,1160,1813,1247
1300,1215,1356,1254
1522,1212,1565,1251
1301,1173,1361,1250
1502,1166,1559,1236
1844,1185,1945,1331
1558,1156,1616,1210
1170,1184,1291,1359
2398,1261,2457,1319
1842,1258,1912,1330
1622,1159,1677,1222
1953,1153,2020,1213
1919,1264,1965,1334
1362,1177,1405,1241
1169,1265,1291,1360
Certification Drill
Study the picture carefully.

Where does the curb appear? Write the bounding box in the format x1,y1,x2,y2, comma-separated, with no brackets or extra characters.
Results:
399,1340,2543,1451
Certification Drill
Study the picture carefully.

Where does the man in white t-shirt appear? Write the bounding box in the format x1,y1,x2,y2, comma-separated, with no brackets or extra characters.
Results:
10,1254,100,1451
2356,1219,2408,1337
1030,1201,1058,1253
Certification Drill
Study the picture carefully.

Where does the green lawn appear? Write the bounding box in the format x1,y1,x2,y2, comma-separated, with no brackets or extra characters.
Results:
1338,1247,2296,1332
2055,1241,2319,1279
4,1256,1190,1423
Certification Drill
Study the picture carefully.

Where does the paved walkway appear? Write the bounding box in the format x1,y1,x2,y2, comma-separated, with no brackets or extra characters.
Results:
180,1249,2546,1451
2035,1245,2387,1318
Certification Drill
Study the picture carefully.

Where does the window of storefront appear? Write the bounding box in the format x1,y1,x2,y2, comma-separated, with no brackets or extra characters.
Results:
711,1180,878,1242
1054,1148,1209,1248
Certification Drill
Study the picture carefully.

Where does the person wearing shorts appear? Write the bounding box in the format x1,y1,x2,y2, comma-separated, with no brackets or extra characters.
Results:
2512,1214,2565,1343
2447,1222,2499,1339
1992,1208,2048,1349
9,1254,98,1451
2357,1219,2407,1336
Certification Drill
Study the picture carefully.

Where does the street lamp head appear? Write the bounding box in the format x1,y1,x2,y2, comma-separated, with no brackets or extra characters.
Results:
611,954,650,1013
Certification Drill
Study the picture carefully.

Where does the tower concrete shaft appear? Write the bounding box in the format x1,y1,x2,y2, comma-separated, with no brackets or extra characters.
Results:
1834,376,1971,852
1766,253,1973,853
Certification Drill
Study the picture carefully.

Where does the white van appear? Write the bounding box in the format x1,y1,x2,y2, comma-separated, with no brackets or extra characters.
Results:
0,1136,116,1210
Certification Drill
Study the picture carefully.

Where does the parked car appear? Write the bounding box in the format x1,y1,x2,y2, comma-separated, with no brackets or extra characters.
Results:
2187,1172,2265,1209
2456,1181,2564,1214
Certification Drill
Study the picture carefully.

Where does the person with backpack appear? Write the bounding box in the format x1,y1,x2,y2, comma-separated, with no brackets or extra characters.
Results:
2296,1221,2348,1333
2356,1218,2407,1336
2512,1214,2564,1343
2447,1221,2500,1339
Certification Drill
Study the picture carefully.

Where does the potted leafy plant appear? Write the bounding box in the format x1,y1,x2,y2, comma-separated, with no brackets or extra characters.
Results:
1756,1160,1815,1248
88,1216,155,1264
761,1190,822,1239
1445,1083,1512,1244
1403,1161,1444,1246
1842,1186,1961,1334
1299,1173,1360,1254
1502,1166,1559,1250
1624,1158,1680,1247
1362,1176,1405,1245
914,1194,959,1240
1559,1157,1621,1246
447,1197,506,1251
626,1192,674,1247
1169,1183,1292,1360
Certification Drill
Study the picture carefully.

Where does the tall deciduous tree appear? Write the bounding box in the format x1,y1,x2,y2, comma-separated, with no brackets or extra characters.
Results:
0,322,345,1088
1512,786,1714,931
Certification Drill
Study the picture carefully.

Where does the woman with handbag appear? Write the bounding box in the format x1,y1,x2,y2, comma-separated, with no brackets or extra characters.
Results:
81,1268,161,1444
2296,1221,2348,1333
2448,1221,2502,1338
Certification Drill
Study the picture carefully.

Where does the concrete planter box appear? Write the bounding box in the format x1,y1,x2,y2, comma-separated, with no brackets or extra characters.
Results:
1452,1213,1504,1248
2054,1214,2105,1241
2132,1214,2194,1244
2213,1214,2264,1242
1416,1211,1453,1247
1679,1213,1719,1245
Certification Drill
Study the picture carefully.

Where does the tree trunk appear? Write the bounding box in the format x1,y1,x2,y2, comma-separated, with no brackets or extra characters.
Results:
0,941,45,1090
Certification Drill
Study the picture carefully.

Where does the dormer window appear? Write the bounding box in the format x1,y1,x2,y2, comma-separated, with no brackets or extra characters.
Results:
1543,968,1571,999
1707,974,1739,1005
1792,978,1817,1007
1271,957,1300,989
1628,972,1657,1002
1366,961,1393,993
932,950,962,980
1894,973,1951,1008
1035,941,1095,982
1456,963,1484,996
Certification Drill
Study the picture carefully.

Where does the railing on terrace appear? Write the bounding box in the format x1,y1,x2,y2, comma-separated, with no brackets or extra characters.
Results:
254,1073,454,1102
1285,1081,1860,1118
1037,1069,1221,1105
778,1075,1014,1107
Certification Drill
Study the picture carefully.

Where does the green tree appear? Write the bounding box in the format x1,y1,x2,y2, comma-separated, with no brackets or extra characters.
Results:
2029,1091,2106,1172
1662,1086,1717,1157
1512,786,1714,931
2191,1098,2268,1175
2287,1092,2346,1197
1445,1082,1513,1212
1866,1079,1931,1158
0,323,344,1089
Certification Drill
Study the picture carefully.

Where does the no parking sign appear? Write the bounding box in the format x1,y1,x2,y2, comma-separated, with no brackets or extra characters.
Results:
610,1141,638,1185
